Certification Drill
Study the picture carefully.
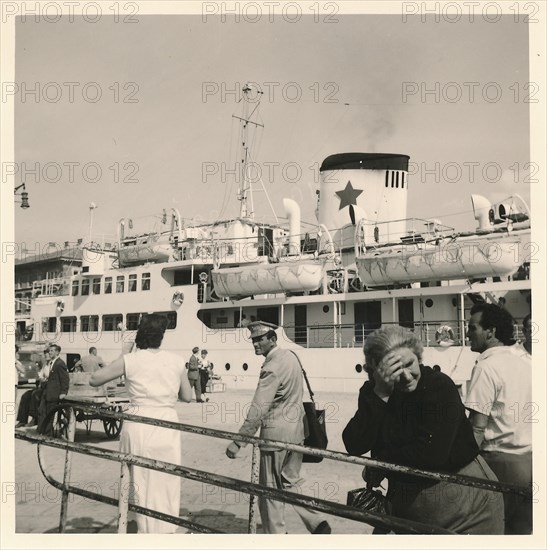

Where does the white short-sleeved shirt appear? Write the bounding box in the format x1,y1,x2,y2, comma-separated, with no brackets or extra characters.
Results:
124,349,185,409
464,346,532,454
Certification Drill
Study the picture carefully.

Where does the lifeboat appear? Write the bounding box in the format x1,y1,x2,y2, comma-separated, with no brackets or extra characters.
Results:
118,233,172,265
355,194,531,287
212,257,324,297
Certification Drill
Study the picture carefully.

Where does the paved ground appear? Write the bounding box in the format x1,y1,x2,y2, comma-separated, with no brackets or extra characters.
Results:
14,387,373,535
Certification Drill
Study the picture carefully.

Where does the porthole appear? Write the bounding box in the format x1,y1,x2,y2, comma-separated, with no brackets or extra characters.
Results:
225,363,231,371
355,364,363,373
425,298,434,308
242,363,248,371
323,305,330,313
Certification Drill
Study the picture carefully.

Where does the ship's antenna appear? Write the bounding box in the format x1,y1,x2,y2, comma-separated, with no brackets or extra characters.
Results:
233,83,264,219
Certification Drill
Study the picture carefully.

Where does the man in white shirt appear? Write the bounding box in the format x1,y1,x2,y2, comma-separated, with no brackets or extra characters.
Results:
464,303,532,534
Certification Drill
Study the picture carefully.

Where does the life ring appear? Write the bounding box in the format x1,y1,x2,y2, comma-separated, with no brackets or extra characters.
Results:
435,325,455,345
172,291,184,305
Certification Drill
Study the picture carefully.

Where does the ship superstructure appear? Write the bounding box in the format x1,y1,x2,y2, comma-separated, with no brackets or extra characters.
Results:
23,84,531,394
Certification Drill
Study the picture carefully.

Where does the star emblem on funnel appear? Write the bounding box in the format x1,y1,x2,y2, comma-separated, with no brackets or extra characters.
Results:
335,181,363,210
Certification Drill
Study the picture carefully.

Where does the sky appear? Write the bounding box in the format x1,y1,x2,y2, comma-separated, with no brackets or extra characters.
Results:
11,10,534,251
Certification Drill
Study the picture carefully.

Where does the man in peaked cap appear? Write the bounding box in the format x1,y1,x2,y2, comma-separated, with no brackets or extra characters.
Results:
225,321,331,534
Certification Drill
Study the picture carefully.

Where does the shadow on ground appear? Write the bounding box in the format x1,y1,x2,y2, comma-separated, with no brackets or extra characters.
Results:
45,516,117,533
179,507,252,534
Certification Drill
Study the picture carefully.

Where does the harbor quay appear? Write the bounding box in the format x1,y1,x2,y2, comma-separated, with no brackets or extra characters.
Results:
14,387,373,535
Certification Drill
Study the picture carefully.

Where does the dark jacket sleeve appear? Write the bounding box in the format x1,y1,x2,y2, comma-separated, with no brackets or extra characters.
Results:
342,381,389,456
376,375,465,469
58,360,70,395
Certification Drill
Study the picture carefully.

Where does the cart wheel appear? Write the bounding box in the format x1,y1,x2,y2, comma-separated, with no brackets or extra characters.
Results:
53,406,70,439
103,407,123,439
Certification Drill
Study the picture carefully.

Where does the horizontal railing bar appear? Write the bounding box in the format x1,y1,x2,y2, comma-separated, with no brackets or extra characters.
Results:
16,431,453,534
33,435,220,534
56,403,531,498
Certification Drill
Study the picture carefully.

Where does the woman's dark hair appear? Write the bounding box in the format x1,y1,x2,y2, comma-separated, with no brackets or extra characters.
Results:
470,303,515,345
135,314,168,350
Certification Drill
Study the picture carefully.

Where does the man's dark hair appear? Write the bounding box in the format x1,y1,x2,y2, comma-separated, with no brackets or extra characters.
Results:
470,303,515,345
135,314,168,350
89,347,97,354
50,344,62,353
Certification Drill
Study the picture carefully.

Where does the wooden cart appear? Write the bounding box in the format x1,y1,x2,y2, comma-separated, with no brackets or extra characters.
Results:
55,373,131,439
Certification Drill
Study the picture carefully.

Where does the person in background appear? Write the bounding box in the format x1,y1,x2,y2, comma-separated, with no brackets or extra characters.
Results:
75,346,105,373
90,313,192,533
37,344,69,436
15,346,26,378
187,346,203,403
226,321,331,535
343,325,503,534
521,313,532,355
199,349,211,402
464,303,532,534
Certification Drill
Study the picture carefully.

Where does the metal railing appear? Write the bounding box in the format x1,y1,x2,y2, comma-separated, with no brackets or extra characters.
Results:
15,404,532,534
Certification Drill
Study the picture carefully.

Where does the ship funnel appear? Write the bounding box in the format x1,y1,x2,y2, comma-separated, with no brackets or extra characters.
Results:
471,194,492,230
283,198,301,255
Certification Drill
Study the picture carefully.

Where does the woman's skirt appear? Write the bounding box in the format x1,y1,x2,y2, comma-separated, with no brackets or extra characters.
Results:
387,455,504,534
120,405,181,534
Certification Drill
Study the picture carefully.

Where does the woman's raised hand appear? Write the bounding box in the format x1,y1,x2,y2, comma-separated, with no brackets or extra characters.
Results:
372,352,403,399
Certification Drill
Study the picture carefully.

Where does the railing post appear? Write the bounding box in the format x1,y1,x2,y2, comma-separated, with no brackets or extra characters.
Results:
248,443,260,534
117,462,130,533
59,406,76,533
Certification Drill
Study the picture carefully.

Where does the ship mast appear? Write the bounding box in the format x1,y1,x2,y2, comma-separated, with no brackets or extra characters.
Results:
233,83,264,219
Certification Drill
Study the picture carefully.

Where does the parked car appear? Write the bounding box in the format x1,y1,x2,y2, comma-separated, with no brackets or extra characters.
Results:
16,342,48,388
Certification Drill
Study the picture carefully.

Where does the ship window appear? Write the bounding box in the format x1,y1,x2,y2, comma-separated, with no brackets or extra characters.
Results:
92,277,101,294
128,274,137,292
81,279,90,296
60,316,77,333
126,313,144,331
116,276,125,293
174,269,192,286
153,311,177,330
425,299,434,308
105,277,113,294
396,172,399,188
391,171,395,188
43,317,57,333
71,280,79,296
141,272,151,291
80,315,99,332
401,172,405,188
102,314,123,332
385,171,389,188
15,293,22,313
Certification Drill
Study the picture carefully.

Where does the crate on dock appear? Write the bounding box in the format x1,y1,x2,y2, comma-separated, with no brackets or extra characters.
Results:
66,372,107,398
208,382,226,393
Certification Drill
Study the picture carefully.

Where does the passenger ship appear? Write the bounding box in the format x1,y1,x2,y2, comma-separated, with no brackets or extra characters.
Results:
23,85,532,394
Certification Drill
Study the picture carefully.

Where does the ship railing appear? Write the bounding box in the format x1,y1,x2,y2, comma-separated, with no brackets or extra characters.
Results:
15,404,531,535
32,277,70,297
295,321,466,349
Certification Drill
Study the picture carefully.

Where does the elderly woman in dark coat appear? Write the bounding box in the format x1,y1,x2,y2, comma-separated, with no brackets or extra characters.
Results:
342,326,504,534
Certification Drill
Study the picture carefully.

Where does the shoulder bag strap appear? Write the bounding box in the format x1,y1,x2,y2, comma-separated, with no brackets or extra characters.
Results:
289,350,315,403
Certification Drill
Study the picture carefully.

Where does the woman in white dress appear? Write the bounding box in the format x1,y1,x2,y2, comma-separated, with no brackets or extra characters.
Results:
90,313,192,533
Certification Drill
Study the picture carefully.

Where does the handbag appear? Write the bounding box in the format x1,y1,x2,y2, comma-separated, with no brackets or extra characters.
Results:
346,485,387,515
290,351,328,463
